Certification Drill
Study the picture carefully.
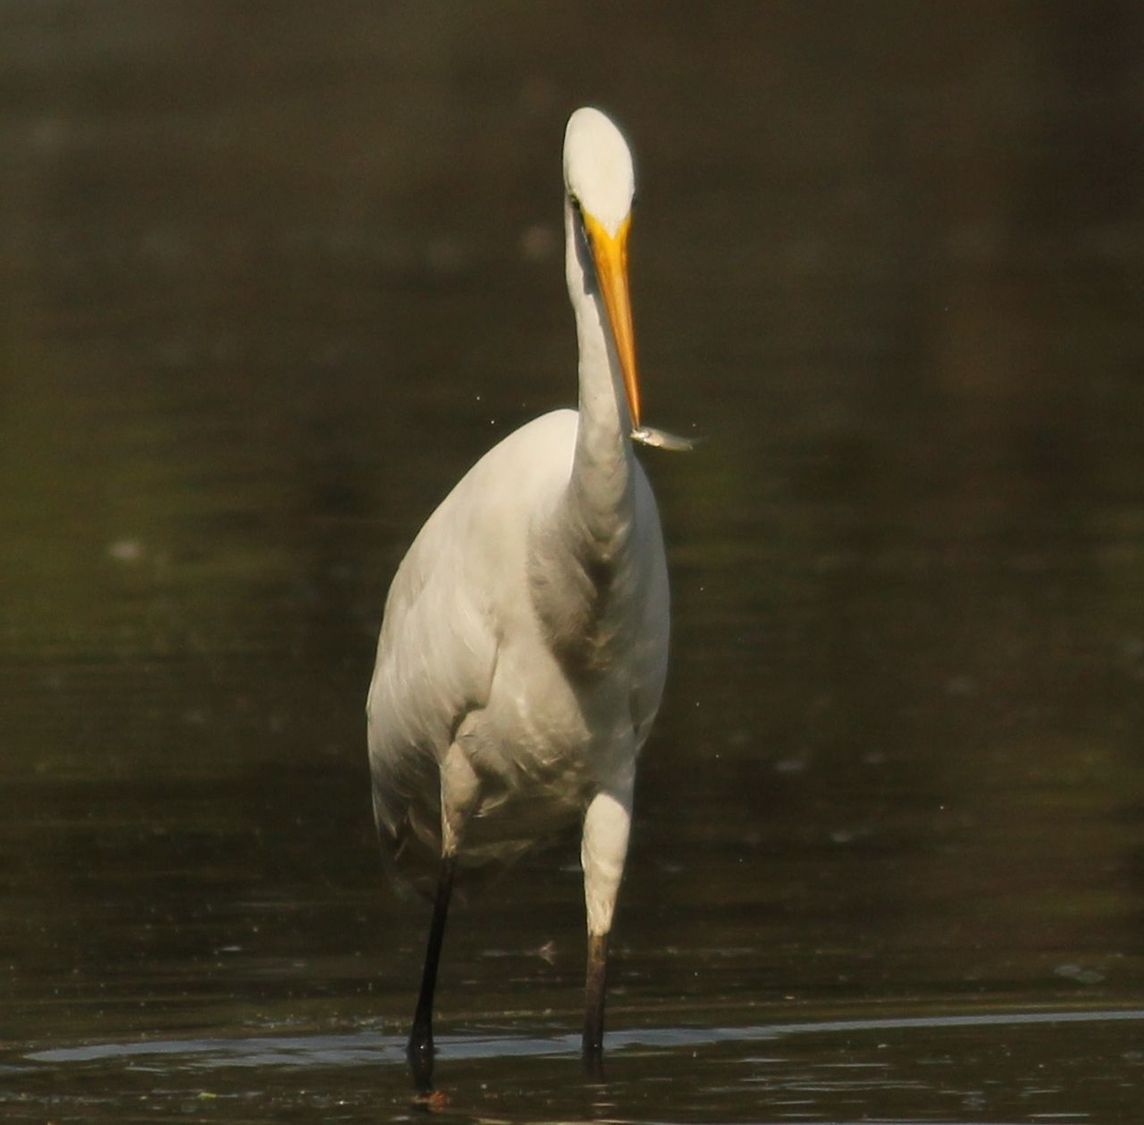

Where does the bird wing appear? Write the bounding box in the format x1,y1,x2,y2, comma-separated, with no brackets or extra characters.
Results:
629,460,670,752
366,489,498,861
366,411,579,874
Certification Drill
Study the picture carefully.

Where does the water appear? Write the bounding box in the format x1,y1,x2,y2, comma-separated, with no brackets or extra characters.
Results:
13,1010,1144,1120
3,3,1144,1120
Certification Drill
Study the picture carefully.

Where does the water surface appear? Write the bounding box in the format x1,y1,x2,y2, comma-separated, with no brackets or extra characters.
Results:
2,3,1143,1121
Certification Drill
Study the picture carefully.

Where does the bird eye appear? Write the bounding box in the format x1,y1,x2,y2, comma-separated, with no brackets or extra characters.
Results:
569,198,597,293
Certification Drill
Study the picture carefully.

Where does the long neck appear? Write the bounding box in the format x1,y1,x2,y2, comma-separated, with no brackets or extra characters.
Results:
525,201,637,676
565,199,634,543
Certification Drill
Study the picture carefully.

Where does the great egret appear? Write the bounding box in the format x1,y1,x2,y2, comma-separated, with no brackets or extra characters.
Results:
367,106,676,1092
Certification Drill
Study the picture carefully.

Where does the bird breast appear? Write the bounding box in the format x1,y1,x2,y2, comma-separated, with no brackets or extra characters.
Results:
368,407,666,874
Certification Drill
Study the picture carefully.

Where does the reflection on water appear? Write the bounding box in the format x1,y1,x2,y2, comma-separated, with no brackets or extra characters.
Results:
14,1008,1144,1120
26,1006,1144,1067
2,2,1143,1121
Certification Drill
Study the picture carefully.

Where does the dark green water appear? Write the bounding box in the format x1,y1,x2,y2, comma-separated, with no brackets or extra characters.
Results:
3,3,1144,1120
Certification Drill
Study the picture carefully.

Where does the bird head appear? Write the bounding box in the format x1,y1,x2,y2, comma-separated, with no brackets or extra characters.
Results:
562,107,641,430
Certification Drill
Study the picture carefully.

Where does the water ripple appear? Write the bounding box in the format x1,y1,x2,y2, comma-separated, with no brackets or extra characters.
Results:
23,1006,1144,1071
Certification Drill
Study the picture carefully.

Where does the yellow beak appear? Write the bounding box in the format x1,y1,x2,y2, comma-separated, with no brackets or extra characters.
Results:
582,210,641,430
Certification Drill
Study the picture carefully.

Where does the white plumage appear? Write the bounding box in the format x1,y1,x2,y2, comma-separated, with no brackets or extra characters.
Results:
366,106,670,1091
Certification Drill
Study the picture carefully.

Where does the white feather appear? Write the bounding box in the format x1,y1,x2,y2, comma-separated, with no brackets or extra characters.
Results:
365,107,669,937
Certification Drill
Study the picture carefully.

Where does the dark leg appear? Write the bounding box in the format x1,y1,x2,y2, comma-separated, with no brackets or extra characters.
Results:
407,852,457,1093
581,930,609,1079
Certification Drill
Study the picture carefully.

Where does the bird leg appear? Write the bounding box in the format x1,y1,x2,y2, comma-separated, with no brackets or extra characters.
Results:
582,930,609,1077
407,850,456,1093
407,743,479,1093
579,783,632,1077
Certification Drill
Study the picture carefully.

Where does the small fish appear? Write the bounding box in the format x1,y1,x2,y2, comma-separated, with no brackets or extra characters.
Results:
631,425,697,452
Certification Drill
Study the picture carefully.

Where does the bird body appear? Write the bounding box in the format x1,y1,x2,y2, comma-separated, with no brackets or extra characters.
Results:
366,106,672,1090
367,409,667,886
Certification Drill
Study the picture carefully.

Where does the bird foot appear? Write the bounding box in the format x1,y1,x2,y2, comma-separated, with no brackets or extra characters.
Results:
411,1088,450,1111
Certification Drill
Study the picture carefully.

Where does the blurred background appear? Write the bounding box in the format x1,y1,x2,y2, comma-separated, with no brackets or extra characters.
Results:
2,2,1143,1119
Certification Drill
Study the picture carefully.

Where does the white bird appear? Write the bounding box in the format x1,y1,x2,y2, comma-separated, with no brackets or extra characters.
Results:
366,106,671,1092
